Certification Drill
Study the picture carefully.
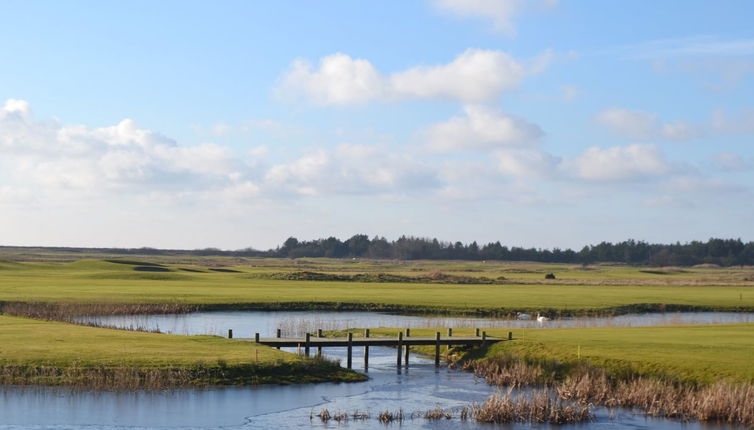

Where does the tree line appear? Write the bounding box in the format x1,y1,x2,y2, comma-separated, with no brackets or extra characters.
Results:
4,236,752,266
271,236,754,266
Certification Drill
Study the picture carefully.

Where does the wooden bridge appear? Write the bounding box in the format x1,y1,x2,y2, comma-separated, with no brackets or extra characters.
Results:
233,328,510,370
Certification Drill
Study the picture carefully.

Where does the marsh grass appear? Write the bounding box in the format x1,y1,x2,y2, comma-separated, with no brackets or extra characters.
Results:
470,390,591,424
558,369,754,426
311,409,369,423
468,355,754,427
0,301,194,321
378,409,404,423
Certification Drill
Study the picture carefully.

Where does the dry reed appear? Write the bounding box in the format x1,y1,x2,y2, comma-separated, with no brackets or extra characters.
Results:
471,390,591,424
468,355,754,428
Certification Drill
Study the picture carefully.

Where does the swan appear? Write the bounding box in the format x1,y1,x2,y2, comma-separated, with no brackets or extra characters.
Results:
536,313,550,323
516,312,531,320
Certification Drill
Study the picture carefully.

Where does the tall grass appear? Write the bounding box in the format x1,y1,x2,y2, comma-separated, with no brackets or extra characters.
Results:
467,355,754,427
558,368,754,426
0,301,193,321
469,390,591,424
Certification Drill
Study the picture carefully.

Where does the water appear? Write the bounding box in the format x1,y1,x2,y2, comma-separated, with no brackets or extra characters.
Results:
2,311,748,429
76,311,754,337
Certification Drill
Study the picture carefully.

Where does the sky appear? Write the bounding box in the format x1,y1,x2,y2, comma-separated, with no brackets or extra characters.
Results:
1,0,754,250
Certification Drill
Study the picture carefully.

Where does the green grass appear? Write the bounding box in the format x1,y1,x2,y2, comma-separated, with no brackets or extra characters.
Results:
341,325,754,385
0,315,365,387
0,259,752,315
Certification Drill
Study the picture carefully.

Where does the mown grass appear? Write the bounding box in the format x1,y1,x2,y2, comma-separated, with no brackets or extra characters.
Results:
0,259,753,315
0,315,365,388
343,324,754,385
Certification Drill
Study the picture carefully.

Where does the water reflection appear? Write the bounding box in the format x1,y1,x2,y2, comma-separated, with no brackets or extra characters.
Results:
2,311,748,429
77,311,754,337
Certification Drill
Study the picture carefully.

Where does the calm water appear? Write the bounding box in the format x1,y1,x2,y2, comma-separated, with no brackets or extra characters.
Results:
77,310,754,337
1,311,748,429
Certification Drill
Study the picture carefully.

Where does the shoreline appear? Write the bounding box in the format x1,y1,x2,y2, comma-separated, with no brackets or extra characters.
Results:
4,300,754,320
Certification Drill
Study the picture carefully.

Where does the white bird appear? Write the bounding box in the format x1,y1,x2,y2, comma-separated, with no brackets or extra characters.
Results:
536,313,550,323
516,312,531,320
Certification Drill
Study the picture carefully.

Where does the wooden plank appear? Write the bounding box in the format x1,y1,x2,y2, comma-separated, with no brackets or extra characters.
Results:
248,336,503,348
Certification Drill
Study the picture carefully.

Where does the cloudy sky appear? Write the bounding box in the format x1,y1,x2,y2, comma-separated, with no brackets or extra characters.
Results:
1,0,753,250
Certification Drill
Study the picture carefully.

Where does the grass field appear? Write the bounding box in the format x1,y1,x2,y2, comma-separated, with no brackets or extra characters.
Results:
0,314,364,387
1,252,753,389
336,324,754,385
0,258,752,315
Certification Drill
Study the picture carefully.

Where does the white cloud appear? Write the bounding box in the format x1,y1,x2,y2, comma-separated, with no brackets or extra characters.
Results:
278,53,384,105
711,109,754,134
563,144,672,181
495,149,560,178
424,105,542,152
277,49,534,105
264,144,440,196
711,152,753,171
596,108,703,141
389,49,526,102
432,0,558,35
0,99,248,196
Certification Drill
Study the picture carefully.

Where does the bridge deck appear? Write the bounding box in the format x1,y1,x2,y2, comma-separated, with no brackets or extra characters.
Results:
246,336,501,348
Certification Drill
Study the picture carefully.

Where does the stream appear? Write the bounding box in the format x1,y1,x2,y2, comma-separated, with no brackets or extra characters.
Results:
1,311,750,429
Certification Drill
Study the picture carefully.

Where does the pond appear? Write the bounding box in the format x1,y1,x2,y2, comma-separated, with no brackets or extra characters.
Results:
76,310,754,337
1,311,748,429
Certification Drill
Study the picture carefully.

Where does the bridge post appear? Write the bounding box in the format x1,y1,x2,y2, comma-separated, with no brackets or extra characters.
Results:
482,331,487,346
347,332,353,369
254,332,260,343
317,329,323,356
508,331,513,340
228,329,233,339
475,328,480,337
276,328,281,349
447,328,452,337
404,343,409,367
397,332,403,369
435,332,441,367
364,329,370,370
405,328,410,337
305,332,311,357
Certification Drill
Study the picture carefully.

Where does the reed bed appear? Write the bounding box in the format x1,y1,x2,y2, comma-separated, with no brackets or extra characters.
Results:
311,409,369,423
423,407,452,420
558,368,754,427
378,409,404,423
0,301,194,321
468,355,754,428
469,390,591,424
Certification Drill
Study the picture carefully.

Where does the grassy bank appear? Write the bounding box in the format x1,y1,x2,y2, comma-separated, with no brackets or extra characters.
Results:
345,324,754,385
0,315,365,388
332,324,754,427
0,259,753,316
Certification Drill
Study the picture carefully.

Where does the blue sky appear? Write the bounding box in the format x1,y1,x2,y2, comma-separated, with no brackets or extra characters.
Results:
1,0,753,250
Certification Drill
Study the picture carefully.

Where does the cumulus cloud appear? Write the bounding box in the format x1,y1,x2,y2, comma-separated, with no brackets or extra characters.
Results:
563,144,673,181
0,99,248,197
432,0,558,35
424,105,543,152
495,149,560,178
596,108,703,141
277,49,536,105
264,144,440,196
